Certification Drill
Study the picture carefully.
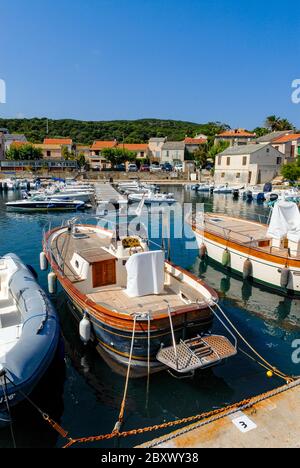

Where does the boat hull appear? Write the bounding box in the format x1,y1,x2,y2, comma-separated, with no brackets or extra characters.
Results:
6,202,85,212
64,288,214,377
194,227,300,296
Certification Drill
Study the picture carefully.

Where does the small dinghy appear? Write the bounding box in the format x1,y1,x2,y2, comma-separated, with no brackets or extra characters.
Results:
0,254,60,425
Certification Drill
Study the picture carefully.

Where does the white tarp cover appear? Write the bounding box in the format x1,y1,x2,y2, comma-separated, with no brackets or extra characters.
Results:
125,250,165,297
267,201,300,239
287,231,300,243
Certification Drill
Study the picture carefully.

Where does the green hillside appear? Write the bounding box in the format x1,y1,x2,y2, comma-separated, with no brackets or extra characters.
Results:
0,118,230,145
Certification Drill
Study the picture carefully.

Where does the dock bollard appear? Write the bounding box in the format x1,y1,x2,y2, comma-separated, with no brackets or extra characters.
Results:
48,272,57,294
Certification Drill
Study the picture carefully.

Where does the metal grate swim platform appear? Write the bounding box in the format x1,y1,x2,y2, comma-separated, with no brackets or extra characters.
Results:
157,335,237,373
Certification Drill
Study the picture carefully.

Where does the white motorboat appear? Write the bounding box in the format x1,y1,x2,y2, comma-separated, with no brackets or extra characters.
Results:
193,184,214,193
128,191,176,204
191,201,300,295
213,185,234,194
0,178,18,191
6,195,86,212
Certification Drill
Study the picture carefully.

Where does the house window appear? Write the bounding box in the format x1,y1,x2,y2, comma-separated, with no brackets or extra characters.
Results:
47,151,51,157
236,173,241,178
221,172,225,178
226,157,230,166
218,156,222,166
277,157,282,165
242,156,247,166
266,148,270,153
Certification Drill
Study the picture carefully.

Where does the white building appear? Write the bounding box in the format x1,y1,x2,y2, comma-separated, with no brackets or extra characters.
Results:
214,143,283,186
148,137,167,162
161,141,186,164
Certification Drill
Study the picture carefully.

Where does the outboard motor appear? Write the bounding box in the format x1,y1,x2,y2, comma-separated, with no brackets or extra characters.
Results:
263,182,272,193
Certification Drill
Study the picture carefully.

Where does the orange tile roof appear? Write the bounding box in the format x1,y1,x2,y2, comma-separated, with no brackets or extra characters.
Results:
119,143,148,152
273,133,300,143
217,130,256,137
184,138,207,144
44,138,73,145
91,141,117,150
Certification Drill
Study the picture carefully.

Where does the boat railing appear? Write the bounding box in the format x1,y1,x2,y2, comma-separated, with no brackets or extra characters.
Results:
205,220,256,244
192,215,258,245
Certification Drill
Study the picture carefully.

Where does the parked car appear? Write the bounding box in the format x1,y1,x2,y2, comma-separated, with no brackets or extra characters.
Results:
161,163,173,172
150,164,161,173
174,163,183,172
140,164,150,172
128,163,138,172
115,163,126,172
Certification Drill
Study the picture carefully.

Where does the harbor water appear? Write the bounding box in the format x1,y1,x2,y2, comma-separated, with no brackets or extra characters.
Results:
0,186,299,448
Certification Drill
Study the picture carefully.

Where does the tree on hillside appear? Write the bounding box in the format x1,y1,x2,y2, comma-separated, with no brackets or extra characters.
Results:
0,118,232,145
6,144,43,161
265,115,294,132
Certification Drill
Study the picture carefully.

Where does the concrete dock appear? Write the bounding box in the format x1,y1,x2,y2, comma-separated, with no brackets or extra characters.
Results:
138,379,300,448
94,182,127,205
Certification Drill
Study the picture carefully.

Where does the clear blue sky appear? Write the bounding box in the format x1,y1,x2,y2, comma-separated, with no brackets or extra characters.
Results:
1,0,300,129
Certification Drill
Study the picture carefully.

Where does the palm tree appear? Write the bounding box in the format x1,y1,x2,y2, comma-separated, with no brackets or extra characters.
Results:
265,115,294,132
277,118,294,131
265,115,281,131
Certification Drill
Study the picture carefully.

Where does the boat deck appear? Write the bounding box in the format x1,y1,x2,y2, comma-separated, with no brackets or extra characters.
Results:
202,214,268,244
88,284,204,316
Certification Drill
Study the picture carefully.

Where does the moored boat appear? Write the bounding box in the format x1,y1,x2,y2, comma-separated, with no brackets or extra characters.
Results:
0,254,60,425
191,201,300,295
6,195,86,212
128,191,176,205
42,221,234,377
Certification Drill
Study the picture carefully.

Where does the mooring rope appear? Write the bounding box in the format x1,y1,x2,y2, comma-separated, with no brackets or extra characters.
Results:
1,375,17,448
146,312,151,410
211,301,294,383
113,314,137,434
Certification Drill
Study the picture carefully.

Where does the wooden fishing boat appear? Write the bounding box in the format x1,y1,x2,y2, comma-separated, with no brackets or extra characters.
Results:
191,201,300,296
42,221,236,377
